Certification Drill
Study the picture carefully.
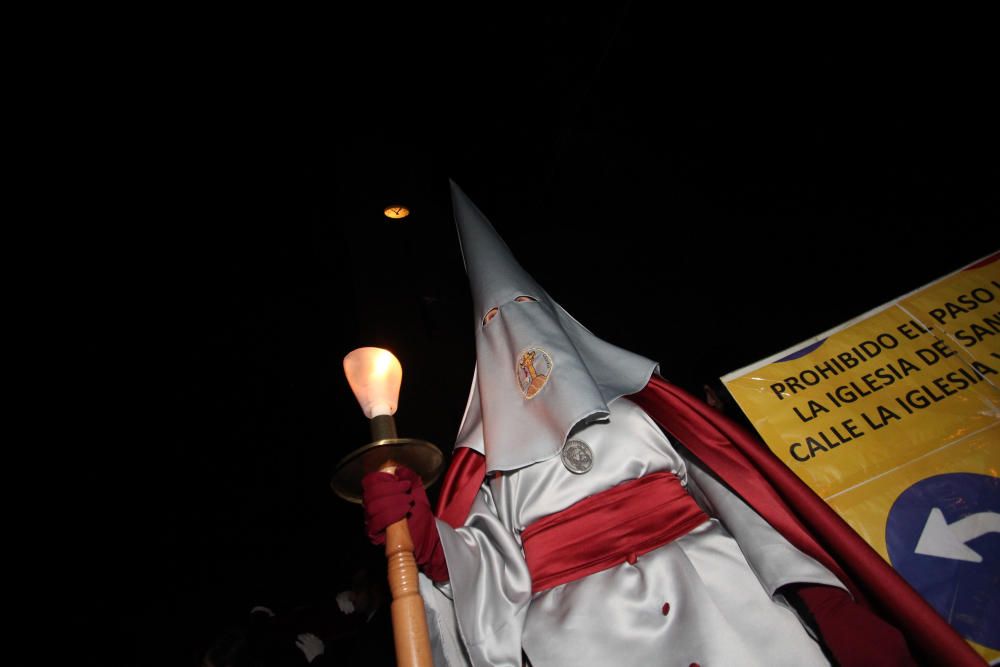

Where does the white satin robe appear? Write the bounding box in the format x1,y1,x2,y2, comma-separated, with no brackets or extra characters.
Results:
419,397,847,667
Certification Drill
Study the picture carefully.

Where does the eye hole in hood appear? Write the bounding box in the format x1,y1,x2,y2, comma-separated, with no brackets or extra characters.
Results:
482,295,538,326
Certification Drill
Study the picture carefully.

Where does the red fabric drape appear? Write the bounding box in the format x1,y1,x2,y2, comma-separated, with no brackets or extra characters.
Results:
436,445,487,529
630,377,981,667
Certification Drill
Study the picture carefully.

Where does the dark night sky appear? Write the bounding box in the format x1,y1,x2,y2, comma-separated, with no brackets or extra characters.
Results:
41,17,998,665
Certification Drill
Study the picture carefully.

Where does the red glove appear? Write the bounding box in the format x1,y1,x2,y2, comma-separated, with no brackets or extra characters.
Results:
361,465,449,582
782,583,916,666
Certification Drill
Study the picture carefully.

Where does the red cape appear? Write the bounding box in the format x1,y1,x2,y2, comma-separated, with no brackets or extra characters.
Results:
435,376,981,666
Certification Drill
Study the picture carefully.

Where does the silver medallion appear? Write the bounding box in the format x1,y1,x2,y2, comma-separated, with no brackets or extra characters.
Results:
561,439,593,474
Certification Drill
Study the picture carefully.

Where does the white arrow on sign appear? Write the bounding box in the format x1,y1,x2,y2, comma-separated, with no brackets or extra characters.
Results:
914,508,1000,563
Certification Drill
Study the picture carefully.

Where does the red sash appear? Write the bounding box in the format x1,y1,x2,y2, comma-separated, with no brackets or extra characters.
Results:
520,471,708,594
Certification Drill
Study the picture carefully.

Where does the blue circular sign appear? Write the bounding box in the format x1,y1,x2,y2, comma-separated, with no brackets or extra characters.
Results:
886,473,999,649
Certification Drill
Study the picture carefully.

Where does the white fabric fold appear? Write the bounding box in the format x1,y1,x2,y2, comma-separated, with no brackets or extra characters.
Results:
433,494,531,667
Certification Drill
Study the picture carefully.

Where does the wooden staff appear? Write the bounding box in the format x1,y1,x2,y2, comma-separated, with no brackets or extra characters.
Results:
381,462,434,667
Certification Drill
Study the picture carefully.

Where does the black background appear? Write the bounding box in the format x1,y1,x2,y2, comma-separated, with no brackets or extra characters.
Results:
36,14,998,665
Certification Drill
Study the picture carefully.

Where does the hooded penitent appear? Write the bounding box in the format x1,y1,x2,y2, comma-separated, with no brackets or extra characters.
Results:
450,181,658,472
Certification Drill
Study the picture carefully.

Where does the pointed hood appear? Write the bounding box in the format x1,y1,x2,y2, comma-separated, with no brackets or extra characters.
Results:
450,181,658,472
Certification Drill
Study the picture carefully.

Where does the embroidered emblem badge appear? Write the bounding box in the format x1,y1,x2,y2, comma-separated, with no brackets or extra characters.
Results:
561,440,593,474
516,347,553,399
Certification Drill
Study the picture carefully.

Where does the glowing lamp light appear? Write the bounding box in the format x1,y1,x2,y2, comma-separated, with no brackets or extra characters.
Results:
384,205,410,219
334,346,442,507
343,347,402,418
